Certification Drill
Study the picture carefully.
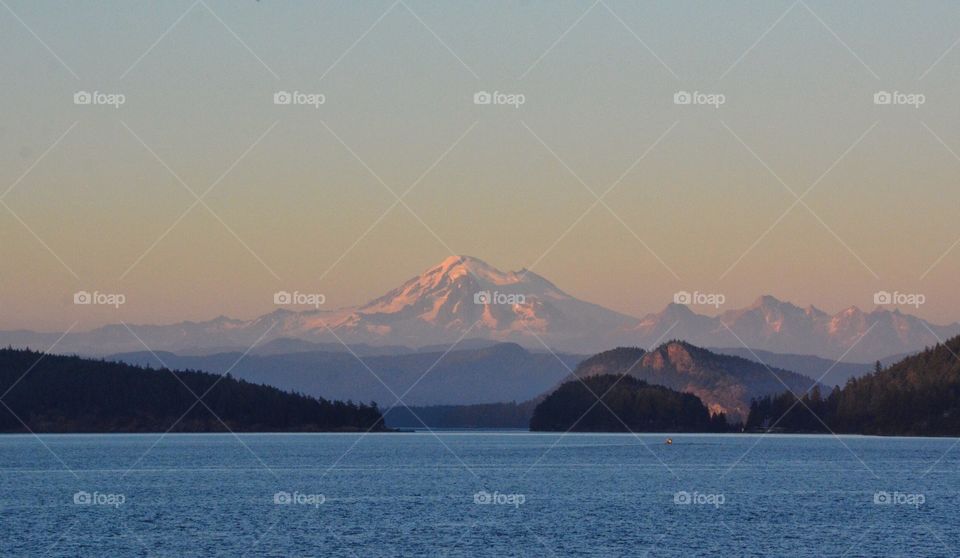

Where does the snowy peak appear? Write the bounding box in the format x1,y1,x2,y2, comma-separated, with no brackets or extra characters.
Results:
431,255,522,286
316,256,635,351
632,295,960,362
360,255,560,315
435,255,560,293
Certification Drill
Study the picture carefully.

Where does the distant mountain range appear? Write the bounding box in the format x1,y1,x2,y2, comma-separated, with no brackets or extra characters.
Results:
109,342,582,407
3,256,956,361
634,296,956,363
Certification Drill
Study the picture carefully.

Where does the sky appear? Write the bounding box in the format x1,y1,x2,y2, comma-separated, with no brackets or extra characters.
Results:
2,0,960,331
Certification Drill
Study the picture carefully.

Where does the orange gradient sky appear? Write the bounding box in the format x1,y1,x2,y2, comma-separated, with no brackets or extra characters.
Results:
2,0,960,330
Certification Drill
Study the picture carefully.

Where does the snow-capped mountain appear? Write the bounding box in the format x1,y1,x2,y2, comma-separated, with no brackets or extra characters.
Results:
3,256,636,355
2,256,957,361
632,295,960,363
263,255,638,351
342,255,635,341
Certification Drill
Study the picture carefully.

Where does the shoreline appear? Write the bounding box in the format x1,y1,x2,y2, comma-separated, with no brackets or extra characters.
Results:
1,429,957,439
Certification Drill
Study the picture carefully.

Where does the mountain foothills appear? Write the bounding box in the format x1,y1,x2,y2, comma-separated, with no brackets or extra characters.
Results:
2,256,955,361
7,334,960,435
0,349,386,433
109,343,581,407
389,338,960,435
570,342,819,424
386,342,822,428
747,334,960,436
108,340,817,425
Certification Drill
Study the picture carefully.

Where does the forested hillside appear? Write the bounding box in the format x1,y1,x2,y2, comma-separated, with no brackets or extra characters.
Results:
747,335,960,436
0,348,386,432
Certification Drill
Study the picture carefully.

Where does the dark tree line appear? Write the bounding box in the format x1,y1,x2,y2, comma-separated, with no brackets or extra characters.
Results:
745,385,836,433
384,400,538,429
746,335,960,436
0,348,386,433
530,374,731,432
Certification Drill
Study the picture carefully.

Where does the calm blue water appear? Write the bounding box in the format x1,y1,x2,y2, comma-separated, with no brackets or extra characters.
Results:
0,432,957,557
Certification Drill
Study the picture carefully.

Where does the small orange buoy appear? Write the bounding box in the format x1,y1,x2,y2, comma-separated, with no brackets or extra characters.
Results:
665,438,673,445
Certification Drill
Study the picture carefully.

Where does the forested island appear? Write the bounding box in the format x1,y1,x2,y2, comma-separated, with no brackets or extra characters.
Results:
0,348,386,432
529,374,731,432
746,335,960,436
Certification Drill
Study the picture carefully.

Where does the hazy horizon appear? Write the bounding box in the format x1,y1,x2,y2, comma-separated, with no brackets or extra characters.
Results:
4,0,960,330
16,252,960,335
